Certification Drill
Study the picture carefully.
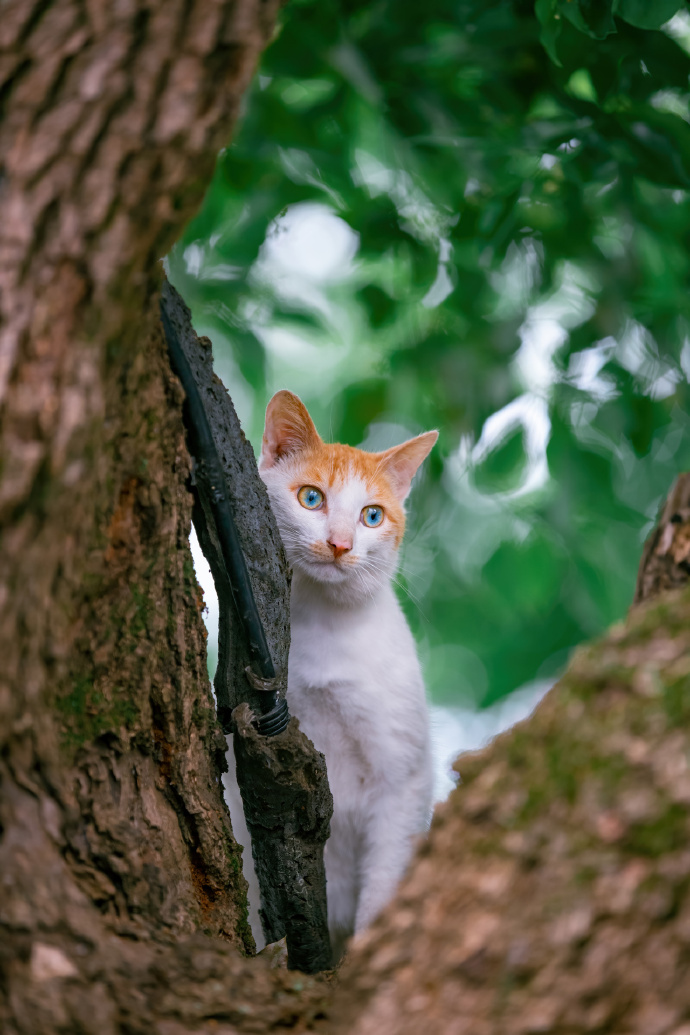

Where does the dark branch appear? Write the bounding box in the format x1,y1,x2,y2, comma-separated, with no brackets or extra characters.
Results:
160,280,333,972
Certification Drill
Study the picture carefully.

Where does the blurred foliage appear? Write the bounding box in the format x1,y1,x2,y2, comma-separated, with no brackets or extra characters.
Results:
169,0,690,708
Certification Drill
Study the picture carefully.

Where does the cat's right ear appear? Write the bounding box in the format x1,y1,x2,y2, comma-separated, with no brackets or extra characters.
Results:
260,390,321,470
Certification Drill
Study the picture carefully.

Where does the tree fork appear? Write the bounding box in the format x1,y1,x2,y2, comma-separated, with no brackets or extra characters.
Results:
4,1,690,1031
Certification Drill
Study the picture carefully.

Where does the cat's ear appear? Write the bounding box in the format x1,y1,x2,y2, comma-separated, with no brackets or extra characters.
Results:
260,390,322,469
378,431,438,500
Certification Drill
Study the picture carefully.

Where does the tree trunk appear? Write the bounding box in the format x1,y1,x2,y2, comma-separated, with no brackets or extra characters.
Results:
0,2,320,1030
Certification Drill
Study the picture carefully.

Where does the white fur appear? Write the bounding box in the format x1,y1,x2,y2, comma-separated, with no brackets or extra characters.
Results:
259,451,433,958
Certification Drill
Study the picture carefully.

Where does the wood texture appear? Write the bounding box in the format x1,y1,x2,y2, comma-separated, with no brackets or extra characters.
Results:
161,280,333,972
634,473,690,605
0,1,293,1030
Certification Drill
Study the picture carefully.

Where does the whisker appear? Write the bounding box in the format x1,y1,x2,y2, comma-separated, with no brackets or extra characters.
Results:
357,556,430,622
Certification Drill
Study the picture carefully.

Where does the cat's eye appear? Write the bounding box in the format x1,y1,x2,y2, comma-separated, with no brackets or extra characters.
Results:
361,505,384,528
297,485,324,510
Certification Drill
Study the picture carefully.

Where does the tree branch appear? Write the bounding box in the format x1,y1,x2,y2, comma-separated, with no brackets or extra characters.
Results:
160,281,333,972
634,472,690,605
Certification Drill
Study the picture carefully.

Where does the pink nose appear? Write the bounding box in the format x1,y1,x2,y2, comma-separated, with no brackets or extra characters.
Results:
328,539,352,559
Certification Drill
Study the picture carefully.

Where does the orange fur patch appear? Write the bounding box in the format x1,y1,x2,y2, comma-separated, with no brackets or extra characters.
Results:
263,391,437,550
288,443,406,546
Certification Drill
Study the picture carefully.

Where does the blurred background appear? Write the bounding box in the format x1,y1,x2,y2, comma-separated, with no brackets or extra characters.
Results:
169,0,690,799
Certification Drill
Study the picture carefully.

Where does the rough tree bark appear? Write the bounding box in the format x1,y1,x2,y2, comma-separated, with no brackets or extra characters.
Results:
634,473,690,605
0,2,338,1031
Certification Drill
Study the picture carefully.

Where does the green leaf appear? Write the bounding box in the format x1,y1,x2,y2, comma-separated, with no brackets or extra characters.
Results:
535,0,563,65
564,68,599,103
562,0,617,39
615,0,684,30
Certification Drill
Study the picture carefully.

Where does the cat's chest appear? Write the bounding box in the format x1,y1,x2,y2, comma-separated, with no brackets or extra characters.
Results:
286,586,424,777
288,589,404,692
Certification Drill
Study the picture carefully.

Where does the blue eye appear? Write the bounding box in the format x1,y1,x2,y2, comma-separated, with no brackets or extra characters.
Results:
361,505,384,527
297,485,324,510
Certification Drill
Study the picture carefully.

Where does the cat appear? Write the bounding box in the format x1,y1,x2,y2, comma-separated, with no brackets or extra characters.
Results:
258,389,437,961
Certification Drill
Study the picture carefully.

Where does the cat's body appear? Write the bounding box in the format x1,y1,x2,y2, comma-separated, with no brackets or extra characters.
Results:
258,391,437,958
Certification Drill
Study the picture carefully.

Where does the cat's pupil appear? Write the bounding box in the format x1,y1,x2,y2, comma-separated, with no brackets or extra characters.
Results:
363,506,383,527
298,485,324,510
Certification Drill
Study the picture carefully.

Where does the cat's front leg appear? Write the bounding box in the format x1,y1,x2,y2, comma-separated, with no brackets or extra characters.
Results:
324,815,359,951
354,774,431,932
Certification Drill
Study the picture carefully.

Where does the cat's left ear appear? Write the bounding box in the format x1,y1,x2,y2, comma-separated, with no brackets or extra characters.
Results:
260,390,322,470
379,430,438,500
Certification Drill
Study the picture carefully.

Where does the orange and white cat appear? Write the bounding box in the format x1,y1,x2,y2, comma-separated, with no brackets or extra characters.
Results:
259,390,437,959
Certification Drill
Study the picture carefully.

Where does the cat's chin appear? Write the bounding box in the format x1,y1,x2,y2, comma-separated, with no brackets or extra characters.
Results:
297,559,352,585
291,558,388,602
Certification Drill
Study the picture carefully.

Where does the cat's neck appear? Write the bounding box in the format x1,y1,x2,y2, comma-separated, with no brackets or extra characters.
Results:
290,565,394,613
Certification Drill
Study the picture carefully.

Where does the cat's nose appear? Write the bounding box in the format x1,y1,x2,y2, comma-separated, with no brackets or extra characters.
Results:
328,538,352,559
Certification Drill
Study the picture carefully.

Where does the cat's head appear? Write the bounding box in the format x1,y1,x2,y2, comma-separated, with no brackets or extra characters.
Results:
259,390,437,601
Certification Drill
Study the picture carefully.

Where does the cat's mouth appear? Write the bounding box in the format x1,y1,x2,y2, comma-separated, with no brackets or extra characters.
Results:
307,544,358,567
301,555,357,581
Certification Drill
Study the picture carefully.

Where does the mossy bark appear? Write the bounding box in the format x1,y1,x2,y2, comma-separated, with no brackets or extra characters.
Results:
0,1,294,1030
